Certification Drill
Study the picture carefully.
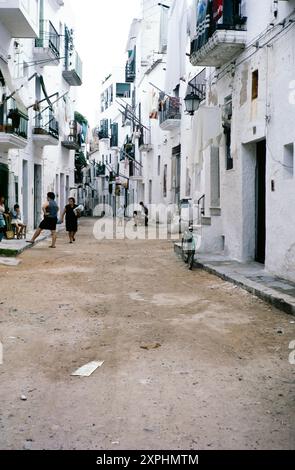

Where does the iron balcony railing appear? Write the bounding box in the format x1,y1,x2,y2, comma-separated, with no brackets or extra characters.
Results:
139,128,152,149
96,163,106,177
159,96,182,126
188,69,207,101
33,109,59,139
0,97,28,139
120,136,135,162
35,20,60,58
63,50,83,86
190,0,246,56
62,120,81,150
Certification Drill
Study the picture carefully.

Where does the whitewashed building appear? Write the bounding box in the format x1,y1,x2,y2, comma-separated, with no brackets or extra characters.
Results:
93,66,136,217
93,0,295,282
186,0,295,281
0,0,83,230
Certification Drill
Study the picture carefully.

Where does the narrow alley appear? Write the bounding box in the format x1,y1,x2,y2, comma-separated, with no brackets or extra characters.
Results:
0,219,294,450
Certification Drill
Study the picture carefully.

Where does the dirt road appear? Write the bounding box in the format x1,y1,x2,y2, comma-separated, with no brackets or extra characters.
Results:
0,218,294,450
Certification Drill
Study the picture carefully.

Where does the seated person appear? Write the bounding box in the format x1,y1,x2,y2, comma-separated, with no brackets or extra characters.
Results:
11,204,25,239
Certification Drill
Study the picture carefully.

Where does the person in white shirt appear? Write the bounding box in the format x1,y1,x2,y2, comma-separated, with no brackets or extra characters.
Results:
11,204,25,239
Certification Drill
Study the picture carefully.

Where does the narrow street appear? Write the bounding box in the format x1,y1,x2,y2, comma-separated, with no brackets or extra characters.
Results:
0,219,294,450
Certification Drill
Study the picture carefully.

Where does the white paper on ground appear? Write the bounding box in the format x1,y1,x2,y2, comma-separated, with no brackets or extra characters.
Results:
71,361,104,377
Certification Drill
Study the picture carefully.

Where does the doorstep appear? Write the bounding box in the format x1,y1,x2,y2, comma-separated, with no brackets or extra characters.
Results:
0,226,64,257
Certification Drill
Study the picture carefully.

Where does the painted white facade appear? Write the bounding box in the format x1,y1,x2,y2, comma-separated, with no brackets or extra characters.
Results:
186,0,295,281
93,67,134,216
92,0,295,282
0,0,83,230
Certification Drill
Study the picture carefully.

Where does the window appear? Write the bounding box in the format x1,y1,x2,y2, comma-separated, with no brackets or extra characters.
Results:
163,164,167,198
158,155,161,176
252,70,259,100
116,83,131,98
102,155,104,164
110,154,112,165
283,143,294,179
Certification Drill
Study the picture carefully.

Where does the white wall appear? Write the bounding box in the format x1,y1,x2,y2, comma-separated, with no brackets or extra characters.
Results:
0,0,79,229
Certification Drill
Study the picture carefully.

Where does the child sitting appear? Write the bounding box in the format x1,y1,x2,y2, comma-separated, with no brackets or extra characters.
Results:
11,204,25,239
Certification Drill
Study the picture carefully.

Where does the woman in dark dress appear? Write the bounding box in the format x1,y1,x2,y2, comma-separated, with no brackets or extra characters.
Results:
61,197,78,244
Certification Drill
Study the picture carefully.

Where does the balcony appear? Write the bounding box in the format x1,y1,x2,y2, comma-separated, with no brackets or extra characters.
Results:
34,20,60,65
139,128,152,152
62,120,80,150
0,100,28,150
129,161,142,182
33,110,59,146
0,0,39,38
190,0,247,67
159,97,181,131
121,138,135,162
63,51,83,86
62,134,80,151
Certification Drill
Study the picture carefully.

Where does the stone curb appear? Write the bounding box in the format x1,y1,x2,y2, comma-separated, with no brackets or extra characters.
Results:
174,243,295,317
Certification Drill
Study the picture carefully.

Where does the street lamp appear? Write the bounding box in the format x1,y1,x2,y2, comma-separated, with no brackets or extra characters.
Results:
184,91,201,116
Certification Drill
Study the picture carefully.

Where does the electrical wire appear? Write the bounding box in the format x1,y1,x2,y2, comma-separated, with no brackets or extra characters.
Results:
212,14,295,83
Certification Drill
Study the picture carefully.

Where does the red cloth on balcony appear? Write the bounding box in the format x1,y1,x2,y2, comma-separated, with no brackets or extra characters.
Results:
213,0,223,22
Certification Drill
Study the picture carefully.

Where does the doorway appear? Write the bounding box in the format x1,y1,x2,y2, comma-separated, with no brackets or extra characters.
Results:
34,164,42,228
255,140,266,264
172,145,181,207
0,163,9,202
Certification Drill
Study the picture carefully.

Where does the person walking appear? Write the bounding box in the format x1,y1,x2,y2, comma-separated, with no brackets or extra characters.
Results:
27,192,59,248
60,197,79,244
139,201,149,227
